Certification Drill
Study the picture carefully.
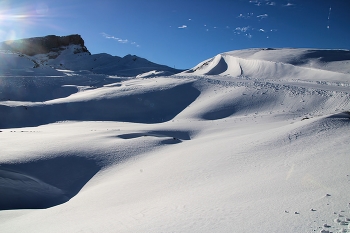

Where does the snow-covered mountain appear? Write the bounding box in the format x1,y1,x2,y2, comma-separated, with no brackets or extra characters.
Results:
0,35,182,77
182,48,350,80
0,46,350,233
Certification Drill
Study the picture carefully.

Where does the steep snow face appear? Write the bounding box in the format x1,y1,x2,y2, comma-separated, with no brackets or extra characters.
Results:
225,48,350,74
0,48,350,233
182,48,350,83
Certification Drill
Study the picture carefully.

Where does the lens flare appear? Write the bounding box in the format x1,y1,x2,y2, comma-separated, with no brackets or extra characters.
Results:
0,2,52,41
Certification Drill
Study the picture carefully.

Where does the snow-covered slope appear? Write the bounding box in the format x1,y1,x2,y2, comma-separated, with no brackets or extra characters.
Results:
182,48,350,83
47,51,182,77
0,48,350,233
0,50,64,76
0,35,182,77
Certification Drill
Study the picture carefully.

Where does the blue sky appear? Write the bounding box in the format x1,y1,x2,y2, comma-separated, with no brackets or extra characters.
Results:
0,0,349,69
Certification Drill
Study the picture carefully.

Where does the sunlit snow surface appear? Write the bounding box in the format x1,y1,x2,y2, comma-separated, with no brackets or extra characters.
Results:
0,48,350,233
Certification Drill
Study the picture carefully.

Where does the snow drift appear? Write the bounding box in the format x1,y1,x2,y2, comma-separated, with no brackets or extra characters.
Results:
0,156,100,210
0,46,350,233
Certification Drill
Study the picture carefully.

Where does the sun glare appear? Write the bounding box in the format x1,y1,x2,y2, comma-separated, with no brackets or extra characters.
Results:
0,2,51,41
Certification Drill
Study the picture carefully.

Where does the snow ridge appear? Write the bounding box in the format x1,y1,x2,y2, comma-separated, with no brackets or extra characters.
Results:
0,47,349,233
182,48,350,83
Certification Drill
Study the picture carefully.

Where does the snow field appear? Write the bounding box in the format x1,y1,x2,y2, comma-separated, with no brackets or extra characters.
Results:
0,47,350,232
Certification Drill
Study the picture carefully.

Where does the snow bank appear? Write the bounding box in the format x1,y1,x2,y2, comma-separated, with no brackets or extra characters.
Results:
0,156,100,210
0,48,350,233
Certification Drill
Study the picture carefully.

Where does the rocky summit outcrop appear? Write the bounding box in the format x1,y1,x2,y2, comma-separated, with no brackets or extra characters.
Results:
0,34,90,56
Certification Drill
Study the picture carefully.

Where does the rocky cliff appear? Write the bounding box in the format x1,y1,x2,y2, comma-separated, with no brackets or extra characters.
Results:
0,34,90,56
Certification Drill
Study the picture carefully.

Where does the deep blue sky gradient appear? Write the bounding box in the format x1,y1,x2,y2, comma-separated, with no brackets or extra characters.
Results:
0,0,349,69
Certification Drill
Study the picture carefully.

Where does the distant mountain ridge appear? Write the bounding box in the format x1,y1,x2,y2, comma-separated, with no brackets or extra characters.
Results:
0,34,182,77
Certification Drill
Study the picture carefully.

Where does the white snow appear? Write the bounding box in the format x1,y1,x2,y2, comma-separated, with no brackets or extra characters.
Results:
0,48,350,233
182,49,350,83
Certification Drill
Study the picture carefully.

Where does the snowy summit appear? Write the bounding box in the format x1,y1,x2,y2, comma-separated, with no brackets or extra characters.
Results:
0,34,182,77
0,35,350,233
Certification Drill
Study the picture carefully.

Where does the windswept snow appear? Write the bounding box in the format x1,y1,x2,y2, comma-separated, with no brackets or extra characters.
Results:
182,48,350,83
0,156,100,210
0,48,350,233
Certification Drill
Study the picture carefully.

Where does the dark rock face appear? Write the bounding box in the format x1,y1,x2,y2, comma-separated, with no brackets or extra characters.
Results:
0,34,90,56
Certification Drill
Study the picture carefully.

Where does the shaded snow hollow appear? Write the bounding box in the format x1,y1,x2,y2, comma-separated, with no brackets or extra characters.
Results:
0,47,350,233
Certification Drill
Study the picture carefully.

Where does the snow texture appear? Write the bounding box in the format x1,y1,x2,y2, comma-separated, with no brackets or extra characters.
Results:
0,46,350,233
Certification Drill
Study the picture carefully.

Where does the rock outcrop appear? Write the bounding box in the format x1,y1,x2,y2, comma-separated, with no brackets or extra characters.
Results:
0,34,90,56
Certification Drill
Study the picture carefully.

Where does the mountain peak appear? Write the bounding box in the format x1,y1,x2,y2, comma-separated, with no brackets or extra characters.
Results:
0,34,90,56
0,34,183,77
